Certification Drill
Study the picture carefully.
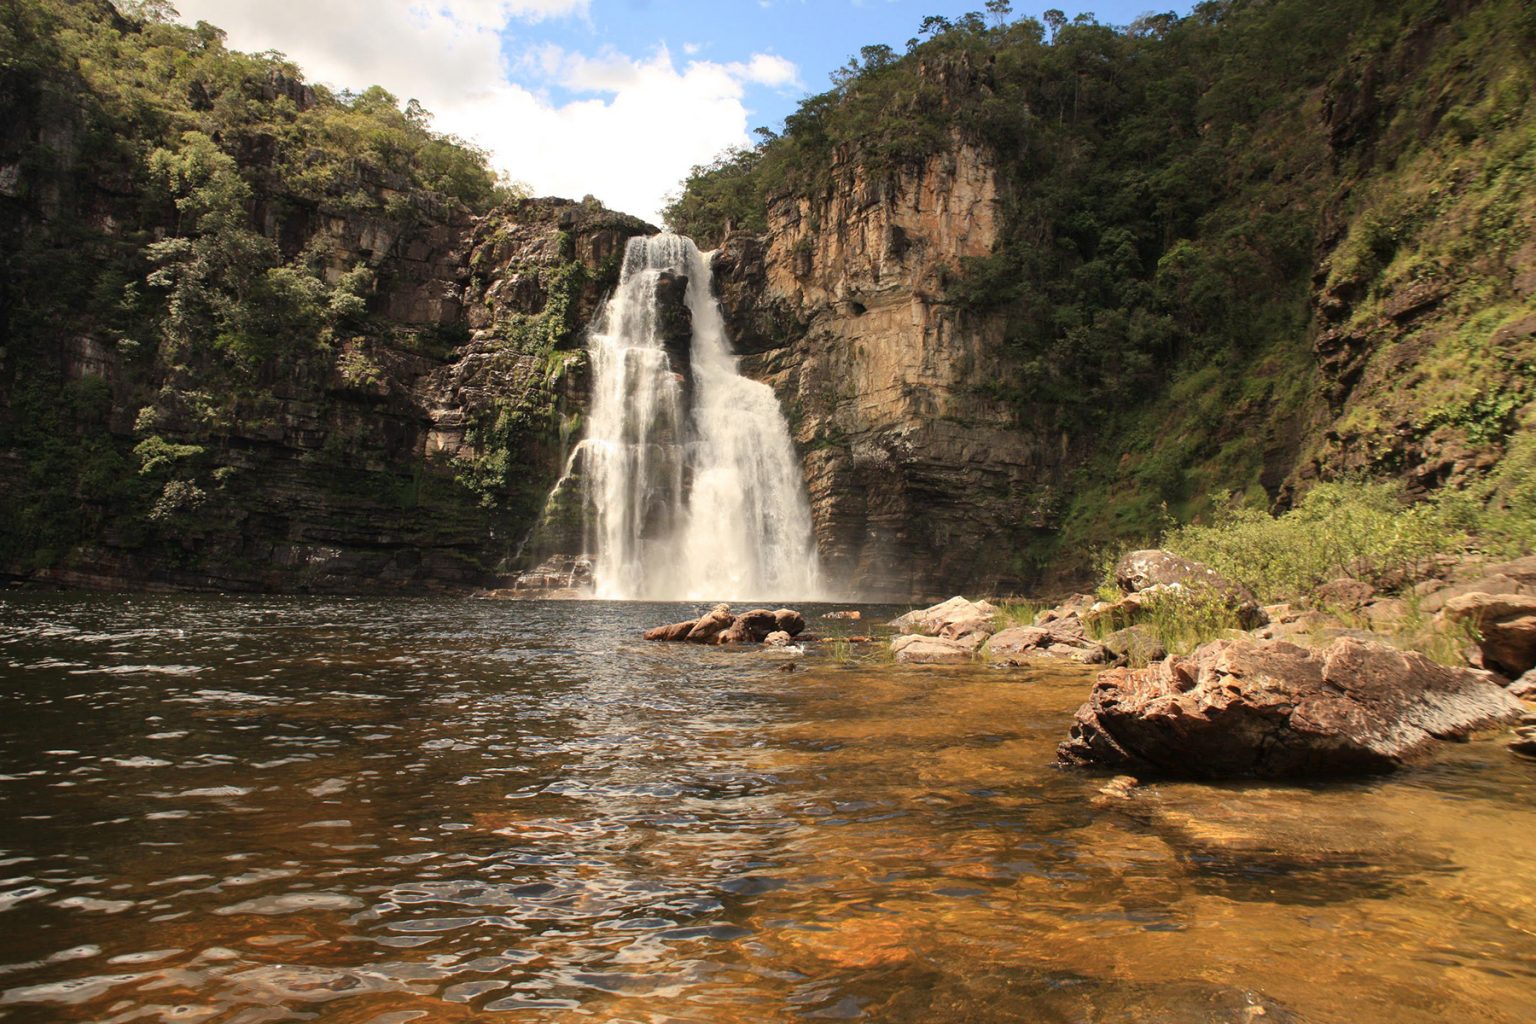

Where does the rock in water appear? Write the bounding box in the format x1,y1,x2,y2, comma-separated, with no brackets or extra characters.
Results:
890,596,997,642
891,635,977,664
1057,636,1523,778
685,604,734,643
718,608,779,645
644,619,697,642
773,608,807,636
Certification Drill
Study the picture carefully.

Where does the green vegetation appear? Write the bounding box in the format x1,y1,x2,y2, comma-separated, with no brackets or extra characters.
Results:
1085,587,1247,661
0,0,528,580
1159,479,1529,604
669,0,1536,575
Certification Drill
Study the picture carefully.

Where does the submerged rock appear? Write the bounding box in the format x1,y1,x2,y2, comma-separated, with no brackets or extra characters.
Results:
1058,636,1523,778
891,634,977,664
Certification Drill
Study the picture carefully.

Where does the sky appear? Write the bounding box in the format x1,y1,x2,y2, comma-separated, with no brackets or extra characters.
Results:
172,1,1187,224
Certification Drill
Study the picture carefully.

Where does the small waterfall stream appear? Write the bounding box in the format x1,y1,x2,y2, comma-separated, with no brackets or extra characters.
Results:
563,234,821,601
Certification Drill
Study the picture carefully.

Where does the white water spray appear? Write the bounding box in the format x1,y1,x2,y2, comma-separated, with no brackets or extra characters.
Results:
570,234,821,601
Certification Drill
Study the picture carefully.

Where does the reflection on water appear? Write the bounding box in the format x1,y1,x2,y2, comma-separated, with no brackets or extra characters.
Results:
0,594,1532,1023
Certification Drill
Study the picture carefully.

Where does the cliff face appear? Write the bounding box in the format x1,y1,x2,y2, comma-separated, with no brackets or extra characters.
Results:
3,190,648,592
715,142,1063,600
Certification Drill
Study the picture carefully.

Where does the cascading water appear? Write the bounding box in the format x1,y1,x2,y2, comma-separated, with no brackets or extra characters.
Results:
569,233,821,601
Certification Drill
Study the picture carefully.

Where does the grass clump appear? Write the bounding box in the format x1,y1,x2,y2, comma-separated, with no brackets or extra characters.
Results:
992,599,1043,630
1085,586,1246,659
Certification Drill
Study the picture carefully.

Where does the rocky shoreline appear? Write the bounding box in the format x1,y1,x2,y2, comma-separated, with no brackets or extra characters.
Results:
640,548,1535,782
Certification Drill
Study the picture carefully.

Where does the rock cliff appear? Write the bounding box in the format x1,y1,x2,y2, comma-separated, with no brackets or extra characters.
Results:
714,142,1059,600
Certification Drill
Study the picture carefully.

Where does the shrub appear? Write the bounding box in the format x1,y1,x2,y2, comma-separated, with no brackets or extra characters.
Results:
1161,482,1472,602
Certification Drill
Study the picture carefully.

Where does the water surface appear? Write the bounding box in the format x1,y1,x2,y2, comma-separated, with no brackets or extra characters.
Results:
1,595,1532,1022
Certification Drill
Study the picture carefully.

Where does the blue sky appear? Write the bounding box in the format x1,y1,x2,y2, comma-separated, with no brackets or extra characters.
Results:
173,1,1187,223
515,1,1187,133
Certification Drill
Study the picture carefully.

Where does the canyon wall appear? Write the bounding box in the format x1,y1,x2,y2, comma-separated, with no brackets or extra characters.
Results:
714,143,1063,600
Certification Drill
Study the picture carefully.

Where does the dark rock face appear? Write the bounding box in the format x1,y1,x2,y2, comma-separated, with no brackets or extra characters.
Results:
712,145,1058,601
6,185,652,592
653,270,693,386
1058,636,1523,778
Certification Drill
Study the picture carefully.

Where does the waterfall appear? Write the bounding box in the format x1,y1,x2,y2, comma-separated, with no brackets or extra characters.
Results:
573,233,821,601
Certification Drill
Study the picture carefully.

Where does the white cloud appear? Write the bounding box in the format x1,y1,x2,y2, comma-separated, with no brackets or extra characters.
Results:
172,0,798,225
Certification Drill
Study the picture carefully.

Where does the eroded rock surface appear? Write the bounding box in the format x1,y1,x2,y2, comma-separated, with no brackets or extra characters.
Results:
1058,636,1523,778
1441,593,1536,678
986,622,1108,665
645,605,807,646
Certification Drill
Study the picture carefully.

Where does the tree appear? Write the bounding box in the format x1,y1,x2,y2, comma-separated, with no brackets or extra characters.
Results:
1043,8,1066,42
919,14,952,37
986,1,1014,28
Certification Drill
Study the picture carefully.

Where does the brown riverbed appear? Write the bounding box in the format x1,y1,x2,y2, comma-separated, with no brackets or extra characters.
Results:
0,594,1532,1022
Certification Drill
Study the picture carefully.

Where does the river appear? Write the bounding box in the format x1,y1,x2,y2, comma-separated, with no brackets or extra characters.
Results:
0,594,1532,1022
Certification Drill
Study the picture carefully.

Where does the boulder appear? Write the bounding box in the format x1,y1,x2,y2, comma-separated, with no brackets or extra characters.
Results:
891,634,976,664
1313,578,1376,610
684,603,734,643
890,596,997,642
1510,670,1536,700
644,619,696,642
762,630,793,648
1036,594,1096,625
1113,549,1262,627
1418,557,1536,613
1441,593,1536,677
823,610,861,621
718,608,779,645
986,621,1108,665
1057,636,1523,778
773,608,807,636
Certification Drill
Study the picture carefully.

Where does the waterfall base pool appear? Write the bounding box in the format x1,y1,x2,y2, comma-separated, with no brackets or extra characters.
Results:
1,594,1533,1022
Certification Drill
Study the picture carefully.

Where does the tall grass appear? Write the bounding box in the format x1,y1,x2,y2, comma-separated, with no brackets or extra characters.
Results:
992,599,1044,630
1085,586,1246,658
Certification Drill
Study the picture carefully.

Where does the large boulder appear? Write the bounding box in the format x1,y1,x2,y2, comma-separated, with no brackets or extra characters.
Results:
773,608,806,637
890,596,997,642
1057,636,1522,778
891,634,976,664
1441,593,1536,678
685,603,735,643
986,621,1108,665
718,608,779,645
1113,550,1262,627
